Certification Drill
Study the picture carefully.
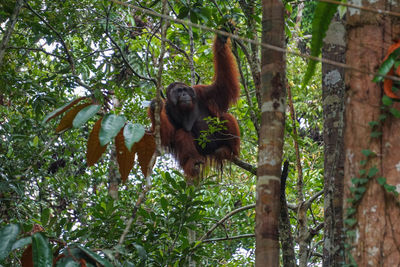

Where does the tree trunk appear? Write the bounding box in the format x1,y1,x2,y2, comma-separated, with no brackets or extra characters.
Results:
256,1,286,266
344,0,400,265
322,14,346,267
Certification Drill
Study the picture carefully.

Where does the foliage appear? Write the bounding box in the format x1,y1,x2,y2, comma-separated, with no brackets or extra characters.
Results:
301,1,339,90
1,0,325,266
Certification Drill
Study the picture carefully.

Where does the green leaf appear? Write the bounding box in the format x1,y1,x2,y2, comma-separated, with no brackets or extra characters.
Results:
41,208,51,226
346,208,356,216
389,107,400,118
367,166,379,178
346,230,356,238
360,160,367,166
382,95,393,106
178,6,189,19
301,2,338,90
368,121,379,127
384,183,396,193
133,243,147,260
54,256,80,266
99,114,126,146
370,132,382,138
374,47,400,82
160,197,168,212
123,122,145,151
33,136,39,147
72,105,101,128
76,245,113,267
361,149,374,157
0,224,20,260
344,218,357,227
42,97,86,124
11,236,32,250
32,232,52,267
377,177,387,185
378,114,387,121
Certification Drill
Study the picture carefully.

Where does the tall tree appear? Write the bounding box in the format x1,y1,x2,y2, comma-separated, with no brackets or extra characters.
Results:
344,0,400,265
256,0,286,265
322,14,346,267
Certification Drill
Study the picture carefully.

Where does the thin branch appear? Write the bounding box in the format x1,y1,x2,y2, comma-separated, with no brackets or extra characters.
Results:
231,41,260,134
288,85,304,202
104,4,157,86
0,0,24,66
6,46,67,60
203,233,255,243
24,0,75,71
197,204,255,244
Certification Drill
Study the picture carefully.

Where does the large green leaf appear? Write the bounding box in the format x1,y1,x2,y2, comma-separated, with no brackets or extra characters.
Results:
11,236,32,251
55,257,81,267
99,114,126,146
123,122,145,151
0,224,20,260
42,97,86,124
73,104,101,128
76,245,113,267
32,232,52,267
373,47,400,82
301,2,338,90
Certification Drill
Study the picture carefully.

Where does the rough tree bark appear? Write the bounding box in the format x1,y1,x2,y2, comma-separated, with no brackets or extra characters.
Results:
344,0,400,265
322,14,346,267
256,0,286,266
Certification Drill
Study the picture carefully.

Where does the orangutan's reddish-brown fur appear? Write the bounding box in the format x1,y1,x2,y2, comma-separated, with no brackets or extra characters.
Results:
149,34,240,177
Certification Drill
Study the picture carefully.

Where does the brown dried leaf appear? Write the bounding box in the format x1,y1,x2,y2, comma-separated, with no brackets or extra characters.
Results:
115,128,136,183
44,96,87,123
87,118,107,166
21,245,33,267
56,103,91,133
134,133,156,177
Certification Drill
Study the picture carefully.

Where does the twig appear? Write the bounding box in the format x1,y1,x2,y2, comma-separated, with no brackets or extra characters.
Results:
197,204,255,244
203,233,255,243
24,0,75,71
231,41,260,134
6,46,67,60
104,4,157,86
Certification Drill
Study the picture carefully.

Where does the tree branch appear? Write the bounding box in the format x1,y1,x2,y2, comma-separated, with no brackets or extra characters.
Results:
231,157,257,176
203,233,255,243
198,204,255,244
0,0,24,66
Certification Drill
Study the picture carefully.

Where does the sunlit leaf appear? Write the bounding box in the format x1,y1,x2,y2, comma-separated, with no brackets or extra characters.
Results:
72,104,101,128
123,122,145,151
42,97,87,123
99,114,126,146
56,103,91,133
32,233,52,267
0,224,20,260
301,2,338,90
